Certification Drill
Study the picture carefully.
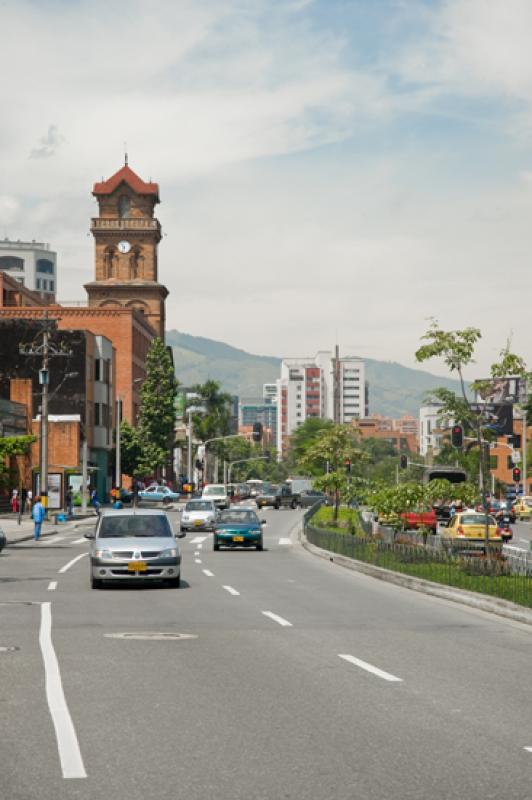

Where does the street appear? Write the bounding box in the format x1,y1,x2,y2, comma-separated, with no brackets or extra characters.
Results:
1,507,532,800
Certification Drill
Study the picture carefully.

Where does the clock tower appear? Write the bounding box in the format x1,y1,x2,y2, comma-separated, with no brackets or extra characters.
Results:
85,160,168,338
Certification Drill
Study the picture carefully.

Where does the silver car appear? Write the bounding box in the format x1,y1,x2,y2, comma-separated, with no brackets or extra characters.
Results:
180,499,217,532
85,508,185,589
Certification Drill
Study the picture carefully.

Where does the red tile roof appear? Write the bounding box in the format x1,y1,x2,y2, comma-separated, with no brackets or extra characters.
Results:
93,165,159,199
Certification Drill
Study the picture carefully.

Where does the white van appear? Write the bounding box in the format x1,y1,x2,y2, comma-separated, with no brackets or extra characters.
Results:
201,484,229,510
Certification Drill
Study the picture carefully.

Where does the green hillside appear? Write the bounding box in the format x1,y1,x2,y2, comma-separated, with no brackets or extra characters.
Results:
166,330,462,416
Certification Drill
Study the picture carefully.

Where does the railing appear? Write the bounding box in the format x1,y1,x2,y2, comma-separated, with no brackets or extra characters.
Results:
91,218,160,230
304,520,532,609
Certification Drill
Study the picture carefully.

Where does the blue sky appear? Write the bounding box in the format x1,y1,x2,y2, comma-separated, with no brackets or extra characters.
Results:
2,0,532,377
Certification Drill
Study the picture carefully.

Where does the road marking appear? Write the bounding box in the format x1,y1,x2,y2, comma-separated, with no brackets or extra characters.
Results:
58,553,87,574
197,543,203,550
194,558,202,564
338,654,403,683
223,585,240,596
39,603,87,780
524,747,532,752
262,611,292,627
202,569,214,577
43,536,66,546
73,538,87,545
194,550,200,556
278,538,291,545
504,544,527,553
519,538,529,544
48,581,58,591
190,536,208,544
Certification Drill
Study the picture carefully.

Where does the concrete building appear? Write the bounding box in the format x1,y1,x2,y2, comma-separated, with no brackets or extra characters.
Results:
419,403,446,457
0,239,57,301
276,351,366,455
263,383,278,405
240,403,278,444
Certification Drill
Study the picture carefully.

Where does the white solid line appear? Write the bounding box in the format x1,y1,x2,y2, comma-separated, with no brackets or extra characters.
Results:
48,581,58,591
194,558,202,564
43,536,65,545
262,611,293,627
278,538,291,545
524,747,532,752
202,569,214,577
39,603,87,779
73,538,87,545
223,585,240,596
58,553,87,574
338,654,403,683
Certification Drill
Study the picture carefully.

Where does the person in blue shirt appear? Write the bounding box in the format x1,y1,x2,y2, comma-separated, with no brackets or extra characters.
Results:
32,496,45,541
90,489,100,516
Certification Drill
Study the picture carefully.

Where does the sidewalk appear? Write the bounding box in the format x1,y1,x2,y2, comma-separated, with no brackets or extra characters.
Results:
0,510,96,546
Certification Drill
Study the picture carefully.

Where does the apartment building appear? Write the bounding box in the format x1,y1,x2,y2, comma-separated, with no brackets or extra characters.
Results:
0,239,57,300
276,351,366,455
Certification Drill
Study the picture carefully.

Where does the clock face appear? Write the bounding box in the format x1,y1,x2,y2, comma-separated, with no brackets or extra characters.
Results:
118,240,131,254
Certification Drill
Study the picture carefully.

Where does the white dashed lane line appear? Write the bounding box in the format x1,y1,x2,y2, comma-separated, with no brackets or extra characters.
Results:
58,553,87,574
48,581,58,591
190,536,208,544
222,585,240,596
262,611,293,627
202,569,214,577
194,559,202,564
338,654,403,683
278,538,291,545
524,747,532,753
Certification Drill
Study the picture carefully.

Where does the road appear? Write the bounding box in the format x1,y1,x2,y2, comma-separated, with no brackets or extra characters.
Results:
1,506,532,799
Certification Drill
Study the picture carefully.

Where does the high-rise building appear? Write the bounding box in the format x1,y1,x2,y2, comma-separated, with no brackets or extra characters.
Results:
276,351,366,455
0,239,57,300
263,383,278,405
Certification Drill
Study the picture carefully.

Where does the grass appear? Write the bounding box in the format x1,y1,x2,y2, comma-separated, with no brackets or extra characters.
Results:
311,505,362,535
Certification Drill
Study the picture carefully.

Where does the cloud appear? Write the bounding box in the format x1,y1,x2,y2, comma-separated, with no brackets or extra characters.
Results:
29,125,65,159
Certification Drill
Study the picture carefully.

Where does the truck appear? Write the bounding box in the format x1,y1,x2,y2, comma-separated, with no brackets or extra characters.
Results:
273,483,301,510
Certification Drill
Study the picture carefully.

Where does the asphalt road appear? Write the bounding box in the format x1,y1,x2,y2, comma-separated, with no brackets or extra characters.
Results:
1,506,532,800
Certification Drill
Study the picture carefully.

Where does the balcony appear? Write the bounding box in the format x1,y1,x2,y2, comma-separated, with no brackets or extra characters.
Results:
91,218,161,232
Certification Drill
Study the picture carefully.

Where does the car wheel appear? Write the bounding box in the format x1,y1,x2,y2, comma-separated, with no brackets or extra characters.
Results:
167,574,180,588
91,574,103,590
290,500,297,509
274,503,280,510
256,538,263,551
213,538,220,551
163,497,171,506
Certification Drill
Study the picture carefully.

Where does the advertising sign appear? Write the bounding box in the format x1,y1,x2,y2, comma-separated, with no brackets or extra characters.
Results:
48,474,62,509
475,377,526,404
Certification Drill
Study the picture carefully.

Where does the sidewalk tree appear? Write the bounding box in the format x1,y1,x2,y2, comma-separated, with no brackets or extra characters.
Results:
137,338,179,476
0,434,36,491
119,420,143,478
191,379,232,442
287,418,333,473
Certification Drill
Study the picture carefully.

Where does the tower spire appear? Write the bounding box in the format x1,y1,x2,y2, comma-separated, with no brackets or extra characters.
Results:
124,142,128,167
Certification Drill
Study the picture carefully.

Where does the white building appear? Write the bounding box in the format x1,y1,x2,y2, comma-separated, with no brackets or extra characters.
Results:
92,335,115,451
263,383,278,405
419,402,446,457
0,239,57,300
276,351,367,455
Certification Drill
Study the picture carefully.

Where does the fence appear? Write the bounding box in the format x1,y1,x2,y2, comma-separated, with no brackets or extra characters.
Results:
304,520,532,609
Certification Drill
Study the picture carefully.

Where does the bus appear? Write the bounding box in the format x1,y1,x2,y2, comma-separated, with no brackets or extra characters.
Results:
423,466,467,485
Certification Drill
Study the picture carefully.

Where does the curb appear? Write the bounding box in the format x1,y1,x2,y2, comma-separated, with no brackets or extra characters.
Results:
300,528,532,628
5,517,95,546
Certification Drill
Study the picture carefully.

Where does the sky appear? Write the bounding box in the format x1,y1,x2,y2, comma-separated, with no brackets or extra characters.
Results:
2,0,532,379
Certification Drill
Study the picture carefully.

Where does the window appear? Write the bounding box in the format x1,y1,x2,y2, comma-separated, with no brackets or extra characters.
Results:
48,280,54,292
36,258,54,274
36,278,42,289
94,403,101,426
0,256,24,271
95,359,101,382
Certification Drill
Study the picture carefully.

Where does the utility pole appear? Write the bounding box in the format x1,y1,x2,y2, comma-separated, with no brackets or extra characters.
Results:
522,408,527,496
19,314,71,516
115,398,122,488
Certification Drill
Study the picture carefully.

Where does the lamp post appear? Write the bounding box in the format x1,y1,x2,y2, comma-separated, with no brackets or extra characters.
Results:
227,455,269,485
203,433,251,483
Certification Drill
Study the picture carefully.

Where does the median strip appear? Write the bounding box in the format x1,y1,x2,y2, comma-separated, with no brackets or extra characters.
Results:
39,603,87,780
338,654,402,682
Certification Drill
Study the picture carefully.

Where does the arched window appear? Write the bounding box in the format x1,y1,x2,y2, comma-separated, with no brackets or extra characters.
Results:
36,258,54,274
103,246,117,278
0,256,24,271
118,195,130,219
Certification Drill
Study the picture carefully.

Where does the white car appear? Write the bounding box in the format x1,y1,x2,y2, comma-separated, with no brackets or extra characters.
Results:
201,484,229,510
180,499,217,532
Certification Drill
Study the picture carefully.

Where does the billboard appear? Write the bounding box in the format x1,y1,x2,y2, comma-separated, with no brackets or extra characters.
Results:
475,377,525,404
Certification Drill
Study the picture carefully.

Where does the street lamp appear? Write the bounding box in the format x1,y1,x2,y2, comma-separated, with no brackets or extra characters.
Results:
203,433,252,483
227,455,269,485
186,404,206,486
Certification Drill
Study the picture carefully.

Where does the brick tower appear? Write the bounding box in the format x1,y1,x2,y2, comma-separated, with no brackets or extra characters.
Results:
85,159,168,339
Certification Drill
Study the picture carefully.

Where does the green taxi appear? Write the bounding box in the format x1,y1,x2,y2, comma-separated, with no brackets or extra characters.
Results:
213,508,265,551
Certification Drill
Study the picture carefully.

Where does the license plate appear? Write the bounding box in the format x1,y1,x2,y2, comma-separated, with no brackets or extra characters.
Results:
194,519,203,526
128,561,147,572
232,536,244,542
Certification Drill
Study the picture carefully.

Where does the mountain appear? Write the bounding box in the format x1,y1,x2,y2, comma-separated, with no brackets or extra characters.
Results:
166,330,462,417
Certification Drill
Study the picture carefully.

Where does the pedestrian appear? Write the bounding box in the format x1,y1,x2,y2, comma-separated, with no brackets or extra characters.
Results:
66,488,74,518
32,495,45,541
90,488,100,516
27,489,33,514
20,487,28,516
11,489,19,514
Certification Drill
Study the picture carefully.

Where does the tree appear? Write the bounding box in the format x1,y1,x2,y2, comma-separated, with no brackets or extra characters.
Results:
300,425,367,520
137,338,179,475
0,434,36,491
416,321,531,549
286,418,334,473
191,380,232,442
119,420,143,478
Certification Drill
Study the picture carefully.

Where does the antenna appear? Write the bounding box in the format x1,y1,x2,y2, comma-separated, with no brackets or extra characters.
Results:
124,142,128,166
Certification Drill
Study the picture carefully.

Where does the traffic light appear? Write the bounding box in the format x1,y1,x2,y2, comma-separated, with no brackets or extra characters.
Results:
513,467,521,483
451,425,463,448
252,422,263,443
400,454,408,469
344,458,352,474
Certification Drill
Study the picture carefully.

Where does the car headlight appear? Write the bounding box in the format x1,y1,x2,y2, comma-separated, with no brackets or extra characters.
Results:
182,514,189,521
94,548,113,559
159,548,177,558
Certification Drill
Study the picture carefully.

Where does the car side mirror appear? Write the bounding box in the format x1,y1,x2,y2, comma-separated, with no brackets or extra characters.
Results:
84,531,95,540
176,531,186,539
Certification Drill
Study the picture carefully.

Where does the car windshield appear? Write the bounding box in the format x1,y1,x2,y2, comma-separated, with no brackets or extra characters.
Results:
203,486,226,496
98,515,173,538
186,501,213,511
218,511,259,525
460,515,496,526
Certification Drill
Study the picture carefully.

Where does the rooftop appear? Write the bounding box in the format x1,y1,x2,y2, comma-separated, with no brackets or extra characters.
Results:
93,164,159,200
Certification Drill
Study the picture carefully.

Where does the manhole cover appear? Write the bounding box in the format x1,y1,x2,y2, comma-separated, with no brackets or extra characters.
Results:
104,632,198,641
0,646,20,653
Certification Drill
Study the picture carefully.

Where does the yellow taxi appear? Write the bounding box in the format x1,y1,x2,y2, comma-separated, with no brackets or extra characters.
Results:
513,498,532,520
445,511,502,552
